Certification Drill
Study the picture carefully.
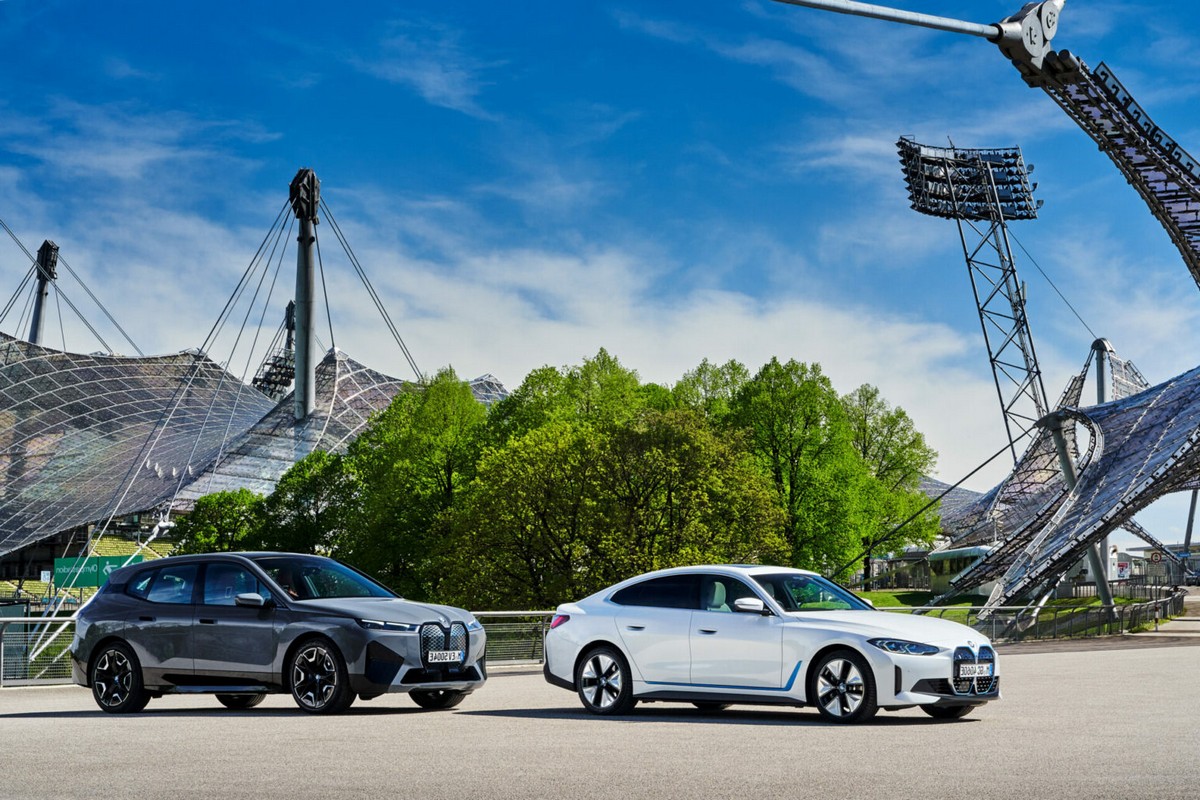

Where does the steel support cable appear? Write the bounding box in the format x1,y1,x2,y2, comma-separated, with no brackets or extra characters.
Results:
185,216,294,503
314,230,336,352
0,264,35,326
13,283,35,342
197,199,291,355
1008,230,1098,341
55,255,145,356
319,199,422,381
48,284,114,354
52,202,292,612
0,215,36,262
831,423,1039,583
54,285,66,352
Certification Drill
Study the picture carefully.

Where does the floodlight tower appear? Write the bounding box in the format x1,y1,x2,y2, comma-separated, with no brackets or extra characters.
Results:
898,138,1047,463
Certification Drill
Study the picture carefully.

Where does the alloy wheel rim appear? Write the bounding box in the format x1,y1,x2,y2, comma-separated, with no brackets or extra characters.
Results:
93,649,134,707
816,658,864,717
580,654,622,709
292,644,338,709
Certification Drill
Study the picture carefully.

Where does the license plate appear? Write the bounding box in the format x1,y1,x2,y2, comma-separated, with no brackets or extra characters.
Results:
957,663,993,679
427,650,464,664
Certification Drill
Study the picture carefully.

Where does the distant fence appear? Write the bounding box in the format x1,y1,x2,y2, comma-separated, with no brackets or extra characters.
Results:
1,592,1187,687
880,590,1188,643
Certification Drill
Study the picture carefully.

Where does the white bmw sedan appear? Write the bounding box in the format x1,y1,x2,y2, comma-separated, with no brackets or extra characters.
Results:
544,565,998,723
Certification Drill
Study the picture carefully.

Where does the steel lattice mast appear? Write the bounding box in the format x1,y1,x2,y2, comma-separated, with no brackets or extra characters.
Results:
898,138,1047,463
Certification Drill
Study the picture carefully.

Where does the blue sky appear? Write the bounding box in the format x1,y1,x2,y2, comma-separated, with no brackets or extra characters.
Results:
3,1,1200,547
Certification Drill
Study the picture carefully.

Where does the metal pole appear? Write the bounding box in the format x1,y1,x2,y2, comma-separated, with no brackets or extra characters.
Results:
289,169,320,422
770,0,1000,39
1043,411,1115,610
28,240,59,346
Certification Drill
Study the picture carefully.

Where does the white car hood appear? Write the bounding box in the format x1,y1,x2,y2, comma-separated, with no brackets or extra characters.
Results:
783,609,990,648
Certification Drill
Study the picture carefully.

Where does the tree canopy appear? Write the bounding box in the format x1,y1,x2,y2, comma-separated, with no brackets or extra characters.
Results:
177,351,940,608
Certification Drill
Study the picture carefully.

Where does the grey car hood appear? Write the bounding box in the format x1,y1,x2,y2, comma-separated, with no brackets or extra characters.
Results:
292,596,471,625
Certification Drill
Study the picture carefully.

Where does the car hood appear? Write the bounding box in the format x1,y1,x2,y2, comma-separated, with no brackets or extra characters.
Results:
782,609,990,647
293,596,471,626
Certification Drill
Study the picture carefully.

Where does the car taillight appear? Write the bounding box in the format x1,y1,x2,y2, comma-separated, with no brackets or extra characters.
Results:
549,614,570,630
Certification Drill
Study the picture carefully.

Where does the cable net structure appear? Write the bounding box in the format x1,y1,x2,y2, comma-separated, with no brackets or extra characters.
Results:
0,332,274,557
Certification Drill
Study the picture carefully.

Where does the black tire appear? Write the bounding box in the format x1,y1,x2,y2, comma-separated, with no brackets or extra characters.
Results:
920,704,974,720
90,642,151,714
807,649,878,724
692,702,731,712
216,693,266,710
410,689,467,710
575,645,636,716
288,638,354,714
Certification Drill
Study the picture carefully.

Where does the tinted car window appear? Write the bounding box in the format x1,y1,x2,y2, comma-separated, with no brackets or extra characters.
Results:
610,575,697,609
202,563,267,606
698,575,760,612
252,556,395,600
144,564,199,605
753,573,870,612
125,570,156,599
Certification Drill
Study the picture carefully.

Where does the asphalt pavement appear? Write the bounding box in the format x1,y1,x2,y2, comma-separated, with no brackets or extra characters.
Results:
3,636,1199,800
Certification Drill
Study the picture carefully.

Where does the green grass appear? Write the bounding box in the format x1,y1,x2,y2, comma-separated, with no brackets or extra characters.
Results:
859,590,990,608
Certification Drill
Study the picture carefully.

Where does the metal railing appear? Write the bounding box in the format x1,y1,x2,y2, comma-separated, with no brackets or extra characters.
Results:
1,592,1187,687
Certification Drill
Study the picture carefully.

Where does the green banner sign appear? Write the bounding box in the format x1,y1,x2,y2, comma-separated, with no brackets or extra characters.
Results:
53,555,143,588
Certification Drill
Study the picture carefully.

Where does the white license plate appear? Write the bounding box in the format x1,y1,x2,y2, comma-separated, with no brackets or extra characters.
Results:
427,650,464,664
957,663,993,679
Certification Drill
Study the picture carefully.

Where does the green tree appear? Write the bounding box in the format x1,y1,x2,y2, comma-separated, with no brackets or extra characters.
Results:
341,368,486,598
172,488,265,554
672,358,749,423
257,449,354,555
840,384,941,580
730,358,870,573
447,420,602,608
591,408,786,581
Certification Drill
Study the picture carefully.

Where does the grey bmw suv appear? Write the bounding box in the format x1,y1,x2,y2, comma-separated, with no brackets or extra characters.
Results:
71,552,487,714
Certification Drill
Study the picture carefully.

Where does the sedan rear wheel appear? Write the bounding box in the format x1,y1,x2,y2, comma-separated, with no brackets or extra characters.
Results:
289,639,354,714
808,649,877,724
575,646,635,715
90,642,150,714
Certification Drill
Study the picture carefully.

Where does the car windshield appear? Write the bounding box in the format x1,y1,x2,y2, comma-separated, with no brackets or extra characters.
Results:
752,573,871,612
252,556,396,600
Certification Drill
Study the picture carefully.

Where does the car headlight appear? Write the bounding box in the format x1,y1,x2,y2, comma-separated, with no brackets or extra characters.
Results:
465,616,484,632
868,638,940,656
358,619,418,632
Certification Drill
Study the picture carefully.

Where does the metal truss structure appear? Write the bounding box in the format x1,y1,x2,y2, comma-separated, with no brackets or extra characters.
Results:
898,137,1047,463
774,0,1200,604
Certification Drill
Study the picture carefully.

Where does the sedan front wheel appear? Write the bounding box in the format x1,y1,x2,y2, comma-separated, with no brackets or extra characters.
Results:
808,649,878,724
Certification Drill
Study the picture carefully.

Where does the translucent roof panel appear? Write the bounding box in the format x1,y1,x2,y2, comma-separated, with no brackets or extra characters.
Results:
173,349,408,506
0,332,275,556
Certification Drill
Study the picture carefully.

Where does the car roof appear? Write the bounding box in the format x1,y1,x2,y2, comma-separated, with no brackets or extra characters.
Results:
598,564,820,593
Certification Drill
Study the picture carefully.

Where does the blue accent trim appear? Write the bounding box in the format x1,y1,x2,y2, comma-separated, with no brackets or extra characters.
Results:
645,661,803,692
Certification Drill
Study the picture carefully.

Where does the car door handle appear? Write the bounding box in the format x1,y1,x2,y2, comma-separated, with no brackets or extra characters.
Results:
138,616,155,622
698,628,718,635
625,625,645,631
199,618,217,625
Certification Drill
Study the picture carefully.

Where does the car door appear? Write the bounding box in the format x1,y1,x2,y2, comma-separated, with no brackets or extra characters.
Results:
192,562,279,682
689,574,784,690
612,574,697,685
123,563,198,683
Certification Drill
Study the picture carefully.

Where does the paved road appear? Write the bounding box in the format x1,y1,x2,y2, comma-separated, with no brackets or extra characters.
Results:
3,640,1199,800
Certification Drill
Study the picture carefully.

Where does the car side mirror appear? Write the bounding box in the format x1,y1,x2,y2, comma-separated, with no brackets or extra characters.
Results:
733,597,770,616
862,598,875,609
235,592,267,608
